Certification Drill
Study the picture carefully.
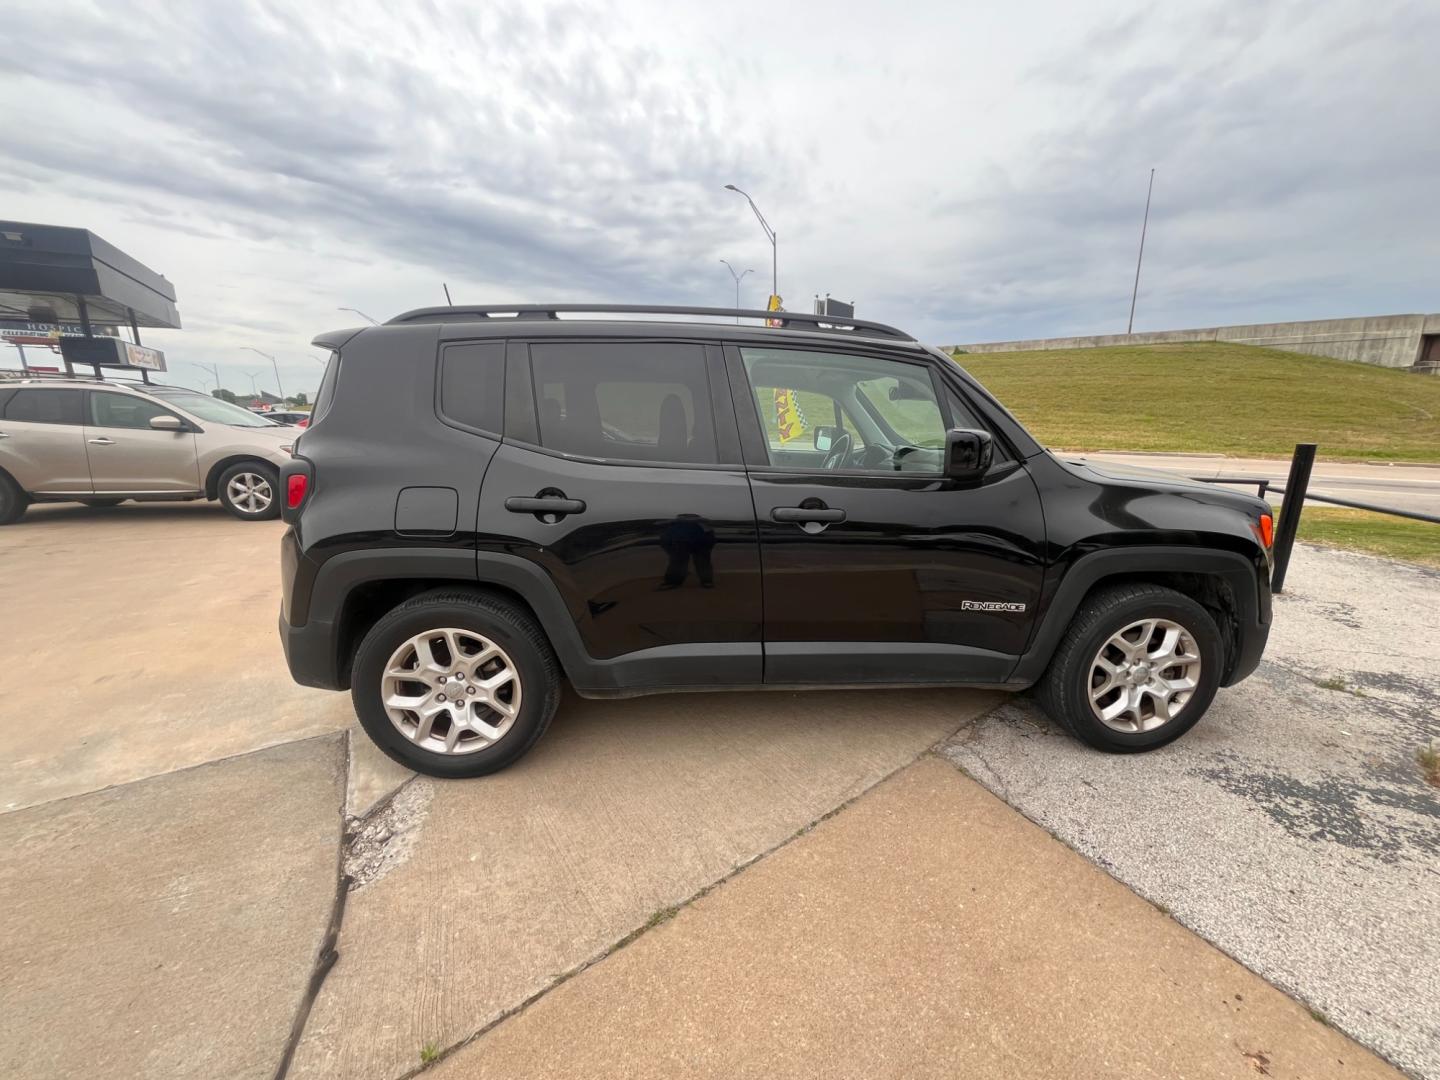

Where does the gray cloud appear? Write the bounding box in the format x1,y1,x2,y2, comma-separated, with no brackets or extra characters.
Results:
0,0,1435,379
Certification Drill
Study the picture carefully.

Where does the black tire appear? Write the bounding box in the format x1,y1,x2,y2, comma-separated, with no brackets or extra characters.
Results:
0,472,29,525
216,461,281,521
1034,583,1223,753
80,498,125,508
350,589,561,779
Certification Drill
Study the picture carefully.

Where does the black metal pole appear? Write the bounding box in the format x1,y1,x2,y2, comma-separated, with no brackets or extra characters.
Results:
76,295,94,377
1270,442,1316,594
1127,168,1155,335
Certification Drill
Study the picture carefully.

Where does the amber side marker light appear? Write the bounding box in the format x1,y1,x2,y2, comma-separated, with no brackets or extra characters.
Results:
1257,512,1274,548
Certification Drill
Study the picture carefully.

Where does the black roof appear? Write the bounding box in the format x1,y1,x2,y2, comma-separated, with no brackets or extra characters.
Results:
317,304,923,353
390,304,912,339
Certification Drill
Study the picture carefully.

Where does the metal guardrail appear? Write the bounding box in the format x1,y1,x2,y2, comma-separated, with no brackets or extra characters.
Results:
1190,442,1439,593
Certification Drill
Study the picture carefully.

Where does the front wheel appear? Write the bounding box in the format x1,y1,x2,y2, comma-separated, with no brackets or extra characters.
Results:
217,462,280,521
350,590,560,778
1035,583,1223,753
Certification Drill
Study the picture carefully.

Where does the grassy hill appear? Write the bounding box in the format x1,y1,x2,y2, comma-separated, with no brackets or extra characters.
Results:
954,342,1440,462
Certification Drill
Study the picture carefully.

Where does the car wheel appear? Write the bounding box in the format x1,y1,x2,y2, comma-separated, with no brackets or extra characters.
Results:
217,462,281,521
1035,583,1223,753
0,473,29,525
350,590,561,778
80,498,125,508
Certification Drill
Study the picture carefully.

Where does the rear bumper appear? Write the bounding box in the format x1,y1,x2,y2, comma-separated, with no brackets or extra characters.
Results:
279,612,347,691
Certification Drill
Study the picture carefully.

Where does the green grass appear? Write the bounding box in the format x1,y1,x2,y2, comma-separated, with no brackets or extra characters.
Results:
1293,507,1440,568
954,342,1440,461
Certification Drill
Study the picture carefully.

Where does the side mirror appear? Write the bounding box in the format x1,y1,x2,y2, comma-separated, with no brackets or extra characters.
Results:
149,414,183,432
944,428,993,480
811,424,845,452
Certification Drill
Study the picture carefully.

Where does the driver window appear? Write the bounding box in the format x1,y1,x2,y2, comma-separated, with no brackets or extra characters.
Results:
749,386,865,454
739,347,944,472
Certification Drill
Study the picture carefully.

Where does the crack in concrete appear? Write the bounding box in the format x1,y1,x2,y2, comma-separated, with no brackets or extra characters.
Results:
345,779,433,892
273,734,353,1080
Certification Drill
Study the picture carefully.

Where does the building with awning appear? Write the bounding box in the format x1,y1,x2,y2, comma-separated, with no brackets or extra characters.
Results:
0,221,180,381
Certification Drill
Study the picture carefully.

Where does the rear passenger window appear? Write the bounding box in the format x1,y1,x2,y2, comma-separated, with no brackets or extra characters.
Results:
529,343,717,465
4,389,83,425
440,342,505,434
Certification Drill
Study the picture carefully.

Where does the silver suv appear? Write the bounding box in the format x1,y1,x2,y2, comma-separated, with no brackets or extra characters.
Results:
0,376,295,524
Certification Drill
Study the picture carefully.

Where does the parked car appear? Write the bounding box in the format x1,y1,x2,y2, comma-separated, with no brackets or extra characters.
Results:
279,304,1274,778
0,377,295,523
259,410,311,427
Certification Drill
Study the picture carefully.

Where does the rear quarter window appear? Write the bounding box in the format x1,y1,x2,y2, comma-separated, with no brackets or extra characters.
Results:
3,388,84,425
439,342,505,434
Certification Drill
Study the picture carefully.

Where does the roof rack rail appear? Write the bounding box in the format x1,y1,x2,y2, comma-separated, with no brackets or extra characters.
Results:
0,368,117,384
384,304,916,342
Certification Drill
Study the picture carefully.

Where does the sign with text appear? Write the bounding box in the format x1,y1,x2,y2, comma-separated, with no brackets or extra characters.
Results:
59,336,167,371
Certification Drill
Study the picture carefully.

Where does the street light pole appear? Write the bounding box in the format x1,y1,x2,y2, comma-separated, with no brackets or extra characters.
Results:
719,260,755,321
338,307,379,325
724,185,777,301
188,361,221,392
1127,168,1156,336
242,346,285,400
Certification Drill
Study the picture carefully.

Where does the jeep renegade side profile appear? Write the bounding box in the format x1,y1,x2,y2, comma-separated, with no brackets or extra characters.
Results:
279,305,1273,778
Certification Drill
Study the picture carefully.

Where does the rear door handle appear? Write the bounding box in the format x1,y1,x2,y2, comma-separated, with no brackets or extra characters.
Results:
505,496,586,516
771,506,846,524
88,437,115,446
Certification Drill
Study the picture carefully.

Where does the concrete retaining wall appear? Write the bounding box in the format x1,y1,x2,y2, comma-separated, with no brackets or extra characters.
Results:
955,313,1440,371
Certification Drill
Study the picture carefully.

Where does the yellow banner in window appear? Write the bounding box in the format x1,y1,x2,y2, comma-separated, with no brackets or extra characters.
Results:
773,388,808,444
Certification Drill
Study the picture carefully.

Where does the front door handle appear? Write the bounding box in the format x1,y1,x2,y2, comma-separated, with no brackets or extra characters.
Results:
0,431,9,438
505,495,586,517
88,437,116,446
771,506,846,524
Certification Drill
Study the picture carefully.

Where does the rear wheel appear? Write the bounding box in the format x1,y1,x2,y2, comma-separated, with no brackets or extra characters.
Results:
1035,583,1223,753
0,473,29,525
350,590,560,778
217,462,280,521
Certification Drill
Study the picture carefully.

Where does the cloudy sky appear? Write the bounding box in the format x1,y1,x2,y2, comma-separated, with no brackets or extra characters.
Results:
3,0,1437,397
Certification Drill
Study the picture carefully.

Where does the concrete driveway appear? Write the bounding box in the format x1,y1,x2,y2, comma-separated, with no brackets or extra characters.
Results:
0,501,1430,1079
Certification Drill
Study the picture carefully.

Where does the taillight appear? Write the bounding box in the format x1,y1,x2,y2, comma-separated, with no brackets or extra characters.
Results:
287,473,308,510
1257,512,1274,548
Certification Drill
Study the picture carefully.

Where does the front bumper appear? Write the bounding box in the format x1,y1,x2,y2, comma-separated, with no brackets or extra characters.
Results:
1220,570,1272,688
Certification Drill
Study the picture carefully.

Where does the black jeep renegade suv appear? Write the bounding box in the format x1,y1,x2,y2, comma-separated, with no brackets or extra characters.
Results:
279,304,1273,778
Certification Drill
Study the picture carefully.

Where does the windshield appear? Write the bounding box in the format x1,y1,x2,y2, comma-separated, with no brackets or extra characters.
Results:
148,390,278,427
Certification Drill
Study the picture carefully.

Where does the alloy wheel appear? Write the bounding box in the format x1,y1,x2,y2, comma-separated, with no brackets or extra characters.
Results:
226,472,273,514
380,628,521,754
1087,617,1202,733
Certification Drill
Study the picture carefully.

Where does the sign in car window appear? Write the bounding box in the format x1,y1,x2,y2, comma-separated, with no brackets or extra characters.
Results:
772,388,808,444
